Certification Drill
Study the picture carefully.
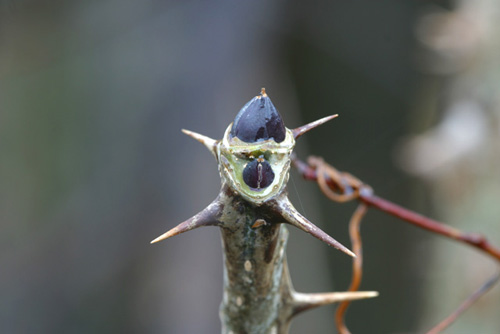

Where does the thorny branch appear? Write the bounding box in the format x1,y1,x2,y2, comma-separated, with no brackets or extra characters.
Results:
292,154,500,334
154,88,499,333
152,91,382,334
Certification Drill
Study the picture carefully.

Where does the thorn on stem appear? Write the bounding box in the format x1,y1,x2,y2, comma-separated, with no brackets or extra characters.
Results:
252,219,267,229
292,115,338,140
150,200,222,244
271,196,355,257
181,129,218,157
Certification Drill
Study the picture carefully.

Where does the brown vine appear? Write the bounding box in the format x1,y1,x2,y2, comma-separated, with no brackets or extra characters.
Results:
292,154,500,334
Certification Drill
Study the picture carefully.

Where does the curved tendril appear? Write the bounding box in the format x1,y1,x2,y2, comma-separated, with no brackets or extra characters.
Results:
335,204,368,334
292,155,500,334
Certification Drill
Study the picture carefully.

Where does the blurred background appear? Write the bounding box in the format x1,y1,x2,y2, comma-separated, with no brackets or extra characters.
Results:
1,0,499,333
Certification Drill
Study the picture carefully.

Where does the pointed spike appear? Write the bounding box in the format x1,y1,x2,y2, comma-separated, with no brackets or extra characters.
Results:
292,114,338,140
150,200,222,244
181,129,217,157
274,196,356,257
291,291,378,316
251,219,267,229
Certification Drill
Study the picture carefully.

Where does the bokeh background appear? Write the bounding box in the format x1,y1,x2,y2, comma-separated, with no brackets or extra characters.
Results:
1,0,499,333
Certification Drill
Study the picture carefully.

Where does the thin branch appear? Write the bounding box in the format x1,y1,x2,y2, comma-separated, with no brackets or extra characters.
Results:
291,155,500,261
291,154,500,333
359,195,500,261
426,271,500,334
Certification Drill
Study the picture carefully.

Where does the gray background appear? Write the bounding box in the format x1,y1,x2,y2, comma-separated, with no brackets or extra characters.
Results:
1,0,499,333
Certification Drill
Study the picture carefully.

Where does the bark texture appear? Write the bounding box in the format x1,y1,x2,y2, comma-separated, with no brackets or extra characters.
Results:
154,181,377,333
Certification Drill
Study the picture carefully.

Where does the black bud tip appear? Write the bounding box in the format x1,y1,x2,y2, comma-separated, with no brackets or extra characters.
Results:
243,158,275,189
230,91,286,143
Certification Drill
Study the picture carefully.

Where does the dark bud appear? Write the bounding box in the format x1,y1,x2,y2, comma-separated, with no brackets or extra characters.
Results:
243,157,275,189
230,89,286,143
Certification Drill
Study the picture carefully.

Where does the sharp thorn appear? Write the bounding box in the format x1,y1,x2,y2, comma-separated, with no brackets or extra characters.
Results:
292,290,378,315
272,196,355,257
292,114,338,140
181,129,218,157
150,200,222,244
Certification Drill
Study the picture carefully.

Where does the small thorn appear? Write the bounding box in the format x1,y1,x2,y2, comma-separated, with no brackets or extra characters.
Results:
292,114,338,140
150,200,222,244
181,129,217,157
252,219,267,229
150,228,179,244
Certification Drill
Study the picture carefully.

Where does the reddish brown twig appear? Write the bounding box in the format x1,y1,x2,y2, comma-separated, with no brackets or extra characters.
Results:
291,154,500,333
359,195,500,261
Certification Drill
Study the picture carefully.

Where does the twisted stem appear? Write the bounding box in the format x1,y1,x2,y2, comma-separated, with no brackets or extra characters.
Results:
292,154,500,333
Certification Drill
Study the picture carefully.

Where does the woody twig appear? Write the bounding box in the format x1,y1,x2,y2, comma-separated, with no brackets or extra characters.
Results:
292,155,500,334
